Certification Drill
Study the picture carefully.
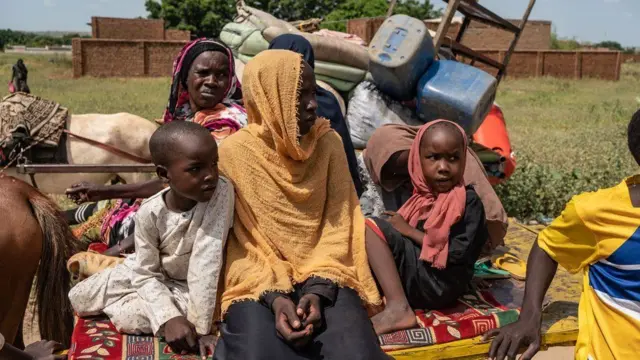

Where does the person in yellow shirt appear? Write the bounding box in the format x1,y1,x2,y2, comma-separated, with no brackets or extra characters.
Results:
484,108,640,360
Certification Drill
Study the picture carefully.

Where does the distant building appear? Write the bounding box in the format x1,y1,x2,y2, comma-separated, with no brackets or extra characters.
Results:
347,16,551,51
90,17,190,41
424,16,552,50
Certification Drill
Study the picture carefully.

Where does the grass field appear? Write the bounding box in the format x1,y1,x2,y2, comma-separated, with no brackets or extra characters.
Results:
2,52,640,219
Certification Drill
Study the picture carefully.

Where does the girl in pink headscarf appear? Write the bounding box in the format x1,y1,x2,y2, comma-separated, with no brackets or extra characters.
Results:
365,120,489,335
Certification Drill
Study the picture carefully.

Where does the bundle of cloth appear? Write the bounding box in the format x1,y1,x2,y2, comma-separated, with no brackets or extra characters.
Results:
221,4,368,98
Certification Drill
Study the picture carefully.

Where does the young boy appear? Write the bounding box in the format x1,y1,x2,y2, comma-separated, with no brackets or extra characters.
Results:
484,109,640,360
69,121,234,357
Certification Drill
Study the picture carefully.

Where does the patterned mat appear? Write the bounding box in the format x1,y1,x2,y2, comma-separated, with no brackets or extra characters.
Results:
0,92,67,148
68,317,212,360
70,241,519,357
68,291,517,358
379,290,519,352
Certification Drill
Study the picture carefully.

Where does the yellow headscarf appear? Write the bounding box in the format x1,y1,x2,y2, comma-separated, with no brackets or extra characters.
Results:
218,50,381,314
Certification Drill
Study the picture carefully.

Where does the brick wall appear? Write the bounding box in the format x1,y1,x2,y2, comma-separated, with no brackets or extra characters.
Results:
425,20,551,50
347,17,551,50
165,29,191,41
346,17,386,46
73,39,187,78
468,50,622,81
92,17,166,40
91,17,191,41
623,54,640,63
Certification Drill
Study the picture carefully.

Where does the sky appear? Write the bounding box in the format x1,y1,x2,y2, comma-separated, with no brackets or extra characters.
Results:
1,0,638,46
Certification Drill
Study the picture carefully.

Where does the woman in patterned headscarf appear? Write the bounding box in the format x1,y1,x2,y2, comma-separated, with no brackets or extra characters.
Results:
64,39,246,255
163,38,247,142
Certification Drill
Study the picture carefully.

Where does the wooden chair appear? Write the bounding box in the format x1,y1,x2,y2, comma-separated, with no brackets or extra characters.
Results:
432,0,537,83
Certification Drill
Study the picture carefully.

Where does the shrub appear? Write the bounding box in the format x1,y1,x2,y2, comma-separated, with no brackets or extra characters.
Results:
492,64,640,221
495,153,630,221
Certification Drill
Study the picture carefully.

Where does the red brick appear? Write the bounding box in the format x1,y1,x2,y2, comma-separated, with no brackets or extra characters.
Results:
471,50,621,81
91,17,191,41
347,17,551,50
623,54,640,63
73,39,187,78
92,17,165,41
165,29,191,41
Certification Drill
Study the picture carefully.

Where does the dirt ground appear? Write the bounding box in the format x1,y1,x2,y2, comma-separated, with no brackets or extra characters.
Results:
534,346,574,359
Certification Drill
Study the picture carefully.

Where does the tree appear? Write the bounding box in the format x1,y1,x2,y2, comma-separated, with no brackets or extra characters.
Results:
324,0,441,32
324,0,388,31
144,0,236,38
244,0,344,21
0,29,87,48
146,0,162,19
146,0,440,35
595,41,623,51
394,0,440,21
550,29,580,50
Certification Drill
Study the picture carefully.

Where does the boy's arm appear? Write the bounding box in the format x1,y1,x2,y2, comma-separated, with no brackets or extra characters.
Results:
66,179,165,203
484,197,597,360
186,181,235,335
130,209,183,335
483,242,558,360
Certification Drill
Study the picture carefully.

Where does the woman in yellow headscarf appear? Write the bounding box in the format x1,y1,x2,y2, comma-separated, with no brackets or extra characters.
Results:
213,50,385,360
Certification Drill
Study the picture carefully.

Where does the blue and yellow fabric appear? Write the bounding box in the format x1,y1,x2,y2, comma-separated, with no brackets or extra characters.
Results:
538,175,640,360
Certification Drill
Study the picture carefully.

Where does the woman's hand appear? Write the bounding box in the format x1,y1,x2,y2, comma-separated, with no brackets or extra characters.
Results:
296,294,323,330
24,340,66,360
65,181,104,204
384,211,414,237
197,335,217,359
163,316,198,355
272,296,313,349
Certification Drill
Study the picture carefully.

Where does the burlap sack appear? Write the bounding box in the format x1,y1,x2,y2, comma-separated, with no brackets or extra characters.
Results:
263,27,370,70
316,74,357,93
220,22,258,51
236,5,298,32
315,60,366,83
238,31,270,56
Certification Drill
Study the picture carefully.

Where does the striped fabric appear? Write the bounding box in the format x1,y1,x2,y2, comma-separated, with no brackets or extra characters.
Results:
538,175,640,360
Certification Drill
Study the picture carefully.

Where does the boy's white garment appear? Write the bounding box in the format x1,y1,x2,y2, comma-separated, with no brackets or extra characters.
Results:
69,176,235,336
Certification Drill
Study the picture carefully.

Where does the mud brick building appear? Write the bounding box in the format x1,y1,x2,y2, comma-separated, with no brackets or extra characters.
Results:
73,17,191,77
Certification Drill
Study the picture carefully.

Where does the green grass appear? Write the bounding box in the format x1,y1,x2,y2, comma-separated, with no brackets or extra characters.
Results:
494,64,640,220
497,65,640,172
3,53,640,219
1,52,170,120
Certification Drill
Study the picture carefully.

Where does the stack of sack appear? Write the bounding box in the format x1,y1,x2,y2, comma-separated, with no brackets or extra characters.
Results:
221,9,507,181
221,4,370,116
347,14,498,150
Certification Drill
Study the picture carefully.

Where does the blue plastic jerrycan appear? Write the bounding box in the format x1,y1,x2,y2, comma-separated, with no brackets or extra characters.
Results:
416,60,497,135
368,14,435,101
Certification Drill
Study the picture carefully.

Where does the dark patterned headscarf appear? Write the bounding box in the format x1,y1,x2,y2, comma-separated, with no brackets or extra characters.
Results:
163,38,240,123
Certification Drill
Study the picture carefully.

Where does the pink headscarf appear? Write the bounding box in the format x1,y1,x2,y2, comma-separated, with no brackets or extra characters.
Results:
162,38,241,123
397,120,468,269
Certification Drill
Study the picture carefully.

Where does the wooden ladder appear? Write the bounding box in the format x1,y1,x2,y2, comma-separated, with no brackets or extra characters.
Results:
433,0,537,83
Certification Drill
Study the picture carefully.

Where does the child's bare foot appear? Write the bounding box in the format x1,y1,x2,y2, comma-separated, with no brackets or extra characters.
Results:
371,303,417,335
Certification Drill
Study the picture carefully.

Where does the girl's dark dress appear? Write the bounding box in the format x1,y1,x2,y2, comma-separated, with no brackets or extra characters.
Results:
372,186,489,309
